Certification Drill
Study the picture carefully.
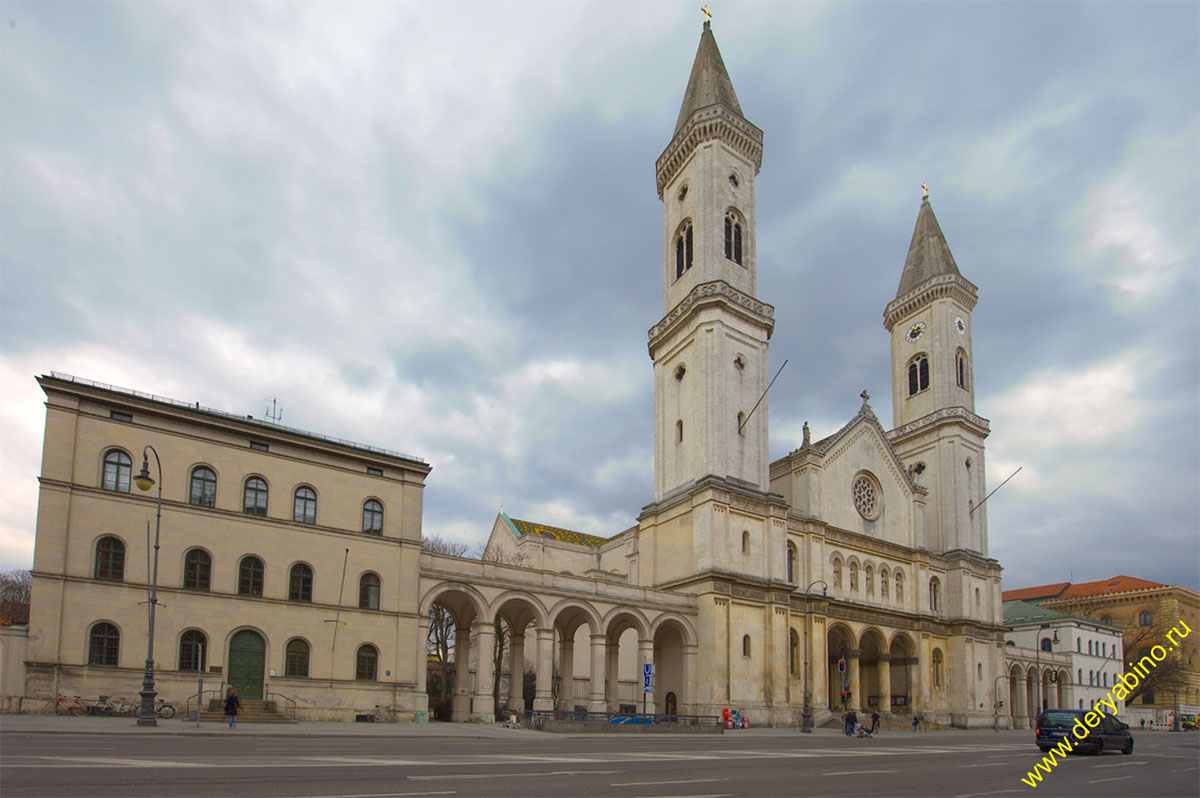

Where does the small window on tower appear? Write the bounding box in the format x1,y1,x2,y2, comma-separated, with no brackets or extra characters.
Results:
674,364,686,381
675,221,694,278
677,183,688,202
907,355,930,396
729,172,739,188
956,349,968,389
737,411,745,435
676,420,683,443
724,211,743,265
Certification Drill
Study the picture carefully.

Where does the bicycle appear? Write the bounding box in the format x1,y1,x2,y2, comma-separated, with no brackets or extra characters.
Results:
372,704,397,723
85,695,118,716
155,699,176,719
53,695,86,716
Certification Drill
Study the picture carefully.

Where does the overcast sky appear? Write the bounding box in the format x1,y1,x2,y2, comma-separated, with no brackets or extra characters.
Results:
1,1,1196,592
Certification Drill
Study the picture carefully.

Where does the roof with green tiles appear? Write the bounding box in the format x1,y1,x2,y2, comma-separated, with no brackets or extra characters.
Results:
502,513,608,548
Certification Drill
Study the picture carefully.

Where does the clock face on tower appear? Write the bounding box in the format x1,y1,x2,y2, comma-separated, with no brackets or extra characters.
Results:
955,317,966,334
906,322,926,343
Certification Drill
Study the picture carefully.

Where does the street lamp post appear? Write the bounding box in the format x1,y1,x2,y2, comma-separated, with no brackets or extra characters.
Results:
1034,623,1057,719
800,580,828,734
134,445,163,727
993,673,1009,732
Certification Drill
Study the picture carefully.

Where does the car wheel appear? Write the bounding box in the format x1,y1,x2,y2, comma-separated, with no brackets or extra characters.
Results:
1038,746,1050,753
1093,739,1104,756
1122,738,1133,755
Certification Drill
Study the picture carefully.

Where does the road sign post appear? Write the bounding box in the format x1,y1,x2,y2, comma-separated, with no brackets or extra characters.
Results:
642,663,654,714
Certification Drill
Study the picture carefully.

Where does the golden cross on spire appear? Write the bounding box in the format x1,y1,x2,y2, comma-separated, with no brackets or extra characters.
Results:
922,182,929,199
702,5,711,23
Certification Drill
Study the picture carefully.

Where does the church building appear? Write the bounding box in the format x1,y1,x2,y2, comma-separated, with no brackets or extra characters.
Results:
22,23,1006,728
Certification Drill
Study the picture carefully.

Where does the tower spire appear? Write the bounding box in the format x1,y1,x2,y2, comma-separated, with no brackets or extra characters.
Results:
674,18,745,133
894,194,963,299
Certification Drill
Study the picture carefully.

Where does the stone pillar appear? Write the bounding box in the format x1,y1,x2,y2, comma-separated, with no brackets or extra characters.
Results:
638,637,655,714
507,629,525,712
414,616,430,723
878,653,891,716
682,643,698,715
534,628,554,711
847,649,861,712
605,638,620,711
472,622,496,722
558,636,575,710
588,634,607,713
453,624,471,721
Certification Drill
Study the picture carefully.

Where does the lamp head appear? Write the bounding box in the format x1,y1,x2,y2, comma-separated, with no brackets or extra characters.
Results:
134,458,155,492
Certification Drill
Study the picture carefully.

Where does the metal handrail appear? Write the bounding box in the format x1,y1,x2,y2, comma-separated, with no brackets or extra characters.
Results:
266,690,298,720
185,688,225,718
527,709,721,727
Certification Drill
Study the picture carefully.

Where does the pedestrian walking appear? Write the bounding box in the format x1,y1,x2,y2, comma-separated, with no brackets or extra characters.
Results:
224,686,241,729
843,709,854,736
870,711,880,733
848,709,858,737
1139,718,1145,729
911,714,919,731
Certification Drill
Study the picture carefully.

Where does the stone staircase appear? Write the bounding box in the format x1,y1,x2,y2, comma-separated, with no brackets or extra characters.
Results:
197,698,296,724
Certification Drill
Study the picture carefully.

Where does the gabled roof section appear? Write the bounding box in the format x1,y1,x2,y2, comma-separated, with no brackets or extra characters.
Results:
895,197,964,299
791,393,919,492
1003,599,1113,629
1002,582,1070,604
1056,575,1167,600
674,21,744,134
501,512,608,548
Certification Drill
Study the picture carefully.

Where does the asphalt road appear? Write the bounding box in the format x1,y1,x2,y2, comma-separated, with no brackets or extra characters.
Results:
1,727,1196,798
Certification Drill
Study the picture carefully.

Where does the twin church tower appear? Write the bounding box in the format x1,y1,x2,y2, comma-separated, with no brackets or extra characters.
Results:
637,21,1002,726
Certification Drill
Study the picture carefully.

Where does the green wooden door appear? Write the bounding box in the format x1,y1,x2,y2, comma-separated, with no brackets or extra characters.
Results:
227,630,265,700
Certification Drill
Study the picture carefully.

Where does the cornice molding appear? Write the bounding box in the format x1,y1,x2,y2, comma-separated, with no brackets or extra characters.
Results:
883,273,978,331
648,280,774,351
887,406,991,441
655,105,764,198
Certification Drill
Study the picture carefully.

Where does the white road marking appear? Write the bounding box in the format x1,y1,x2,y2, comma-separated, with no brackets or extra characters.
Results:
40,756,206,768
633,794,732,798
955,762,1007,767
1095,760,1146,768
276,793,455,798
612,778,727,787
1088,776,1133,783
821,769,897,776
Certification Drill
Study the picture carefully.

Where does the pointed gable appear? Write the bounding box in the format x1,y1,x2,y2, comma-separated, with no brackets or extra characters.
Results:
674,21,745,133
895,197,965,299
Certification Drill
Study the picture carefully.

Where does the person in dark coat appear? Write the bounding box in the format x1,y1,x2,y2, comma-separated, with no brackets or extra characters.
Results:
224,686,241,729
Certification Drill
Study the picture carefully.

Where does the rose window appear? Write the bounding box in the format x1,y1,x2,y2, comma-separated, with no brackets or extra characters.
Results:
853,475,881,520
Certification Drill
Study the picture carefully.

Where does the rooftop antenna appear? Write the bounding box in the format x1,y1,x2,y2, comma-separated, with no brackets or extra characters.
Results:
264,398,284,423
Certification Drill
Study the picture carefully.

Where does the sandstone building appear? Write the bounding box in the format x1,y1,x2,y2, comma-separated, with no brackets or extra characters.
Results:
24,23,1006,727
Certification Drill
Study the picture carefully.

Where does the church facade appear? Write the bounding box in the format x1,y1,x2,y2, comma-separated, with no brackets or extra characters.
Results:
22,24,1005,728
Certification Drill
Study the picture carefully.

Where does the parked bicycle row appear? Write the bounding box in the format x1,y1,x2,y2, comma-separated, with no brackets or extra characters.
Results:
47,694,175,718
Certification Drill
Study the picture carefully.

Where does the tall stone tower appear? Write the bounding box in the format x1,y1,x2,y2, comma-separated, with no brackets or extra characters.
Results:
883,193,990,555
649,20,774,505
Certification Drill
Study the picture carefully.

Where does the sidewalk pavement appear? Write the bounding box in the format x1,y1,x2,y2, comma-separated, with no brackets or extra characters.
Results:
0,713,1033,740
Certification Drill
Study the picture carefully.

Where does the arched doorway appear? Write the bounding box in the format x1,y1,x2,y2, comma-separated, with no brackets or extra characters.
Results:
665,691,677,715
859,629,886,715
227,629,265,699
827,624,855,709
653,619,687,714
888,634,917,714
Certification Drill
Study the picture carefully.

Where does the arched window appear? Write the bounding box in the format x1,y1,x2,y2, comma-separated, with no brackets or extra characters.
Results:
833,558,842,589
1041,637,1053,652
789,629,799,676
1100,614,1113,625
88,622,120,666
1076,638,1081,652
102,450,132,492
676,419,683,443
243,477,268,516
183,549,211,591
975,587,981,608
724,211,743,265
741,531,750,554
929,577,940,612
1101,643,1106,657
1078,668,1082,684
932,649,944,687
1138,611,1152,627
894,570,904,601
742,635,752,657
359,573,381,610
238,556,264,597
362,500,384,535
179,630,207,672
289,563,314,602
1089,670,1094,685
865,565,874,595
1088,640,1093,655
189,466,217,507
956,348,969,389
94,536,125,580
356,644,378,681
293,486,317,524
880,568,889,599
674,221,694,278
786,544,796,583
907,355,930,396
849,562,858,592
285,639,310,678
737,411,745,435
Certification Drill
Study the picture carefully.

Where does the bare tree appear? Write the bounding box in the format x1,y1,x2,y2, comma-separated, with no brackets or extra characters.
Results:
0,568,31,626
421,536,471,672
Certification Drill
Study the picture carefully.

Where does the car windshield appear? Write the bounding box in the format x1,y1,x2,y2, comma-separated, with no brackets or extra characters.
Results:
1039,712,1078,728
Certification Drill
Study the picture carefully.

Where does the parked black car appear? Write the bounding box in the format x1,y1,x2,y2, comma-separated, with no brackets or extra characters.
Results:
1036,708,1134,755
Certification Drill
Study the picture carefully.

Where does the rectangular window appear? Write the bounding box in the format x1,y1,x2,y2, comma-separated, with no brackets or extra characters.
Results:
249,441,269,452
109,410,133,423
367,466,383,477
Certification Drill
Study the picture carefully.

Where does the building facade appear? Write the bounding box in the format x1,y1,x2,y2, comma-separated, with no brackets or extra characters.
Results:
23,23,1007,727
